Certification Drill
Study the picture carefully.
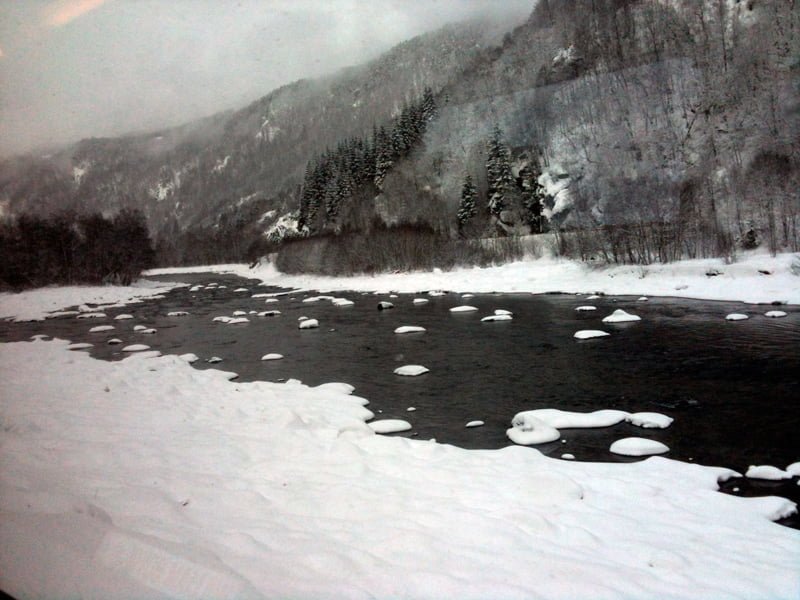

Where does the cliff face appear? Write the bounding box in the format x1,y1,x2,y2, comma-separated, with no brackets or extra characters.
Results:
1,0,798,263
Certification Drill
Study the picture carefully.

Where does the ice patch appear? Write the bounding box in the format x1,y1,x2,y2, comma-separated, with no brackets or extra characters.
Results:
602,309,641,323
610,438,670,456
745,465,792,480
394,326,426,334
574,330,610,340
394,365,429,377
299,319,319,329
368,419,412,434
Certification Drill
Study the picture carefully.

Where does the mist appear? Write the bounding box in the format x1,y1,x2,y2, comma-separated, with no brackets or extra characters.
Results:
0,0,533,158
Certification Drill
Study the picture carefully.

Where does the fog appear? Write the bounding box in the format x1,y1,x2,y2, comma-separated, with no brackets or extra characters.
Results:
0,0,533,158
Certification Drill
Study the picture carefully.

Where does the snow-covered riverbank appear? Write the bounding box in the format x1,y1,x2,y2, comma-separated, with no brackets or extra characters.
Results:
1,338,798,599
150,251,800,305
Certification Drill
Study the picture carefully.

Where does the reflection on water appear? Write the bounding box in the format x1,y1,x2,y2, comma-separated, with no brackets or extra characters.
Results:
2,272,799,527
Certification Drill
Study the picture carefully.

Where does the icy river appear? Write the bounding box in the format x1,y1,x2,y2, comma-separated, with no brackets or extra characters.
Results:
2,272,798,527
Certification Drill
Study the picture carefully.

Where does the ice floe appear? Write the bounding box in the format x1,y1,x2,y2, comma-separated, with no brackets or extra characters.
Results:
121,344,151,352
765,310,787,318
298,319,319,329
394,326,426,334
89,325,115,333
745,465,793,480
261,353,284,361
393,365,429,376
465,420,484,428
575,306,597,311
368,419,412,434
602,309,641,323
610,437,670,456
725,313,749,321
450,305,478,313
574,330,610,340
494,309,513,316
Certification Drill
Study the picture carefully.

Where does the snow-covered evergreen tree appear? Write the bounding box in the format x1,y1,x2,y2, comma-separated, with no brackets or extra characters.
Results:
486,126,513,216
457,173,478,233
522,159,547,233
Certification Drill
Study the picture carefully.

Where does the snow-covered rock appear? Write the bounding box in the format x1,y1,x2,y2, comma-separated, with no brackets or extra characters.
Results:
76,312,106,319
786,462,800,476
332,298,354,307
561,453,575,460
265,298,280,304
506,415,561,445
745,465,792,480
133,325,148,331
626,412,674,429
428,291,446,297
765,310,787,318
394,326,426,334
167,311,189,317
481,314,513,322
212,316,232,323
107,338,122,345
227,318,249,325
610,438,670,456
258,310,281,317
725,313,749,321
465,420,484,428
137,328,157,335
179,353,199,363
299,319,319,329
638,296,649,302
602,309,641,323
393,365,429,377
450,305,478,313
575,306,597,312
377,301,394,310
89,325,115,333
207,356,222,363
261,353,284,361
114,314,134,320
574,330,610,340
412,298,429,305
494,309,513,316
233,310,247,316
121,344,151,352
368,419,412,434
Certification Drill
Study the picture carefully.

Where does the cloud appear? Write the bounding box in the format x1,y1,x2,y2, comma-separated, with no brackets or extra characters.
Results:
42,0,109,28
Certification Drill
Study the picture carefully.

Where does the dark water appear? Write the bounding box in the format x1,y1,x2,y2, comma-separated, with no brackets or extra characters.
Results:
2,272,799,527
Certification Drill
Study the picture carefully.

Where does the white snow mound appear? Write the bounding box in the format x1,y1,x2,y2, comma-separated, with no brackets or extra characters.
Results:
575,306,597,311
610,437,670,456
765,310,787,318
574,330,610,340
89,325,115,333
466,421,484,428
368,419,412,434
602,309,641,323
481,314,512,322
121,344,151,352
745,465,792,480
726,313,749,321
412,298,429,305
298,319,319,329
261,353,284,361
450,305,478,313
394,326,426,334
394,365,429,377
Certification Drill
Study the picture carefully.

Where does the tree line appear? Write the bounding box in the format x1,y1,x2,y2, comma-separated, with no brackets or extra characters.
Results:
0,209,155,289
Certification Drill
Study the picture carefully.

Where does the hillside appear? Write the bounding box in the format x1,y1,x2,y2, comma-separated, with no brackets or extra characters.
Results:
1,0,798,268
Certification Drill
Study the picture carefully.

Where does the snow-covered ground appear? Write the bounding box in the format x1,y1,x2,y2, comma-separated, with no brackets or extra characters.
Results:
1,338,798,598
147,251,800,305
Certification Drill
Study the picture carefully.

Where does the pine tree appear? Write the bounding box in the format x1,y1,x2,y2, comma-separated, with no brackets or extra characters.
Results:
486,126,513,216
457,173,478,233
522,159,547,233
421,86,437,123
374,126,393,191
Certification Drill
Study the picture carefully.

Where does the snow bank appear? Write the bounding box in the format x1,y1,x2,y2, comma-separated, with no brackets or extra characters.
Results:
1,339,798,599
157,252,800,305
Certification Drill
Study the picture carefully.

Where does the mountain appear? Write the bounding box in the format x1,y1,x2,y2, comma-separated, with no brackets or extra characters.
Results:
1,1,798,266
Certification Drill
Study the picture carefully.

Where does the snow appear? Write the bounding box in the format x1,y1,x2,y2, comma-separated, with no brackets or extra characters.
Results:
137,328,157,335
368,419,413,434
626,412,674,429
232,310,247,316
167,311,189,317
573,330,610,340
212,316,232,323
765,310,787,318
226,318,249,325
428,291,446,296
393,365,429,377
638,296,649,301
332,298,354,307
449,305,478,313
481,314,513,322
114,314,134,320
132,325,148,331
260,353,284,361
264,298,280,303
233,288,249,293
257,310,281,317
494,309,513,315
89,325,114,333
377,301,394,310
1,339,799,599
207,356,222,364
394,326,426,334
251,293,270,298
298,319,319,329
149,252,800,306
786,462,800,476
585,294,601,300
465,420,484,428
561,453,576,460
506,415,561,445
67,342,93,350
406,407,416,412
610,438,670,456
77,312,107,319
575,305,597,311
179,353,199,363
726,313,749,321
745,465,793,480
121,344,151,352
412,298,429,305
107,338,122,345
602,309,641,323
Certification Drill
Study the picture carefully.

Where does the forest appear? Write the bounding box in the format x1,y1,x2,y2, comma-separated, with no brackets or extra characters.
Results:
0,209,155,289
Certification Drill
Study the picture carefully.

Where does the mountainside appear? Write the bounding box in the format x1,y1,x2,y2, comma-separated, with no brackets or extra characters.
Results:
1,0,798,266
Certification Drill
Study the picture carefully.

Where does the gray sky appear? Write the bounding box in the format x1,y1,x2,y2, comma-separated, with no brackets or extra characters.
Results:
0,0,533,158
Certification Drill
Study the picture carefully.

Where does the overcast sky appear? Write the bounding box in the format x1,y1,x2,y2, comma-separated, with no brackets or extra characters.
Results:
0,0,533,158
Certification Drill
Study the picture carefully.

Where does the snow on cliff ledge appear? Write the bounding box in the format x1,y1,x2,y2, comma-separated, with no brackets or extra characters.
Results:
0,338,797,599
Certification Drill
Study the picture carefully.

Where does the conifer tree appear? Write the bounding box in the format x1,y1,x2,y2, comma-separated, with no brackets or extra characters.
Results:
486,126,513,216
522,159,547,233
457,173,478,233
